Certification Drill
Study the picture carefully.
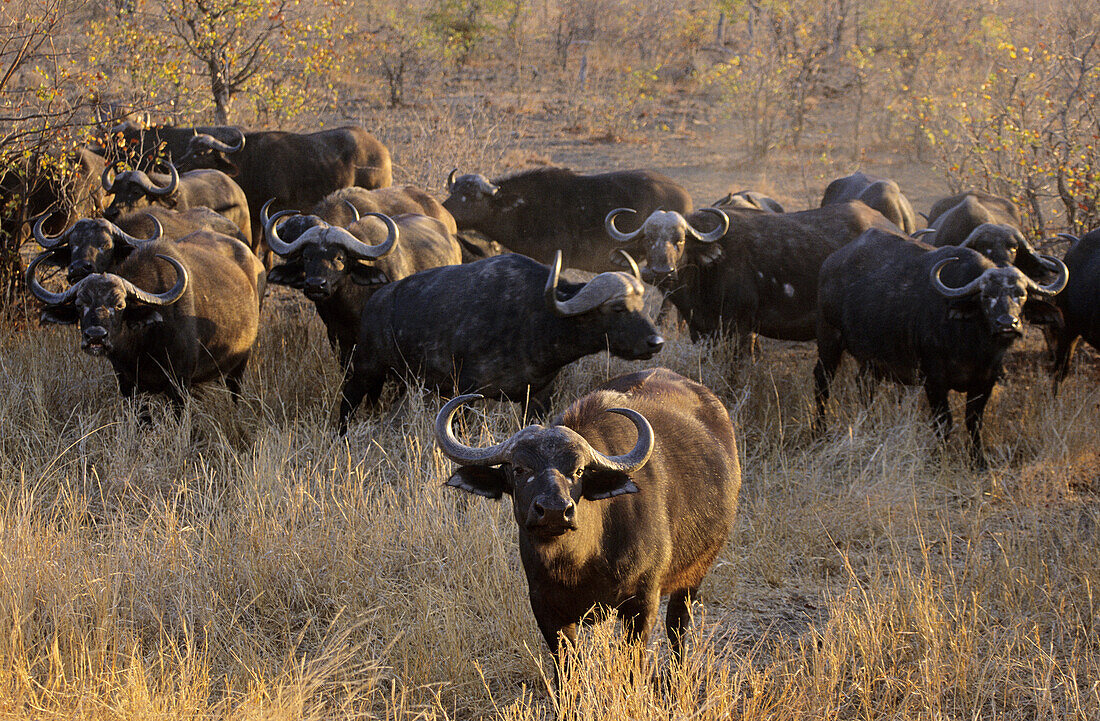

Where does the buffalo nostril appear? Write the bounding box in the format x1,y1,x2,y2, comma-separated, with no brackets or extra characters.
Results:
562,502,576,522
646,334,665,350
84,326,107,339
533,501,546,519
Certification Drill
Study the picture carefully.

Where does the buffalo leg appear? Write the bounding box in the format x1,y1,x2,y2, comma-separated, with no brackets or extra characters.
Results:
924,381,953,442
226,358,248,404
530,595,578,692
118,375,152,426
855,363,877,406
813,326,844,433
666,586,699,663
1050,329,1081,395
338,370,384,433
964,388,992,470
618,586,660,647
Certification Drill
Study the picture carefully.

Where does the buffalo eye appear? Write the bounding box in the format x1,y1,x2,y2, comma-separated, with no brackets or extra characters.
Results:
511,465,530,480
572,467,584,481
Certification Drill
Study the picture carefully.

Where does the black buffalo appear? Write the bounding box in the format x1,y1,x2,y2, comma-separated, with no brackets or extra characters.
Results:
27,233,265,409
264,203,462,366
338,251,664,428
442,166,692,272
821,171,918,234
312,185,457,233
1050,229,1100,390
605,201,895,348
96,122,245,166
814,228,1068,467
435,368,740,662
925,190,1021,229
176,126,392,251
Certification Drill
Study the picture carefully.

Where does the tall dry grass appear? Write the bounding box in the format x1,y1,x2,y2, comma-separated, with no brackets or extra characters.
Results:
1,287,1098,719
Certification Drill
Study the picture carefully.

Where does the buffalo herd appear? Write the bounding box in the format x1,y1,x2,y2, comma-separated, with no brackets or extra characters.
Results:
12,118,1100,675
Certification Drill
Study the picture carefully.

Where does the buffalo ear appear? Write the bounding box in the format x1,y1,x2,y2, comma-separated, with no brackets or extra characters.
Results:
693,243,724,266
124,305,164,327
219,157,240,177
445,466,509,499
492,190,525,212
582,469,639,501
349,263,389,287
267,263,305,288
1024,298,1064,328
40,306,79,325
947,301,980,321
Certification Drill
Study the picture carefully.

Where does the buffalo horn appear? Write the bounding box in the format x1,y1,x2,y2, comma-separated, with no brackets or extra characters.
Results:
343,212,398,260
577,408,654,474
121,254,188,305
264,204,311,257
686,207,729,243
1025,255,1069,296
210,127,245,153
930,257,983,298
434,394,512,466
1057,233,1079,244
344,199,361,223
447,168,458,192
112,214,163,246
101,159,126,192
912,228,936,239
26,250,81,305
31,210,67,248
605,208,642,243
614,249,643,283
143,162,179,196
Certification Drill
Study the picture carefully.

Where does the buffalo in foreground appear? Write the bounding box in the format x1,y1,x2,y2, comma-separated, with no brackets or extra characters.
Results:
435,368,740,665
606,201,895,349
814,228,1068,468
821,171,918,234
338,251,664,429
1050,229,1100,391
27,234,265,410
442,166,692,272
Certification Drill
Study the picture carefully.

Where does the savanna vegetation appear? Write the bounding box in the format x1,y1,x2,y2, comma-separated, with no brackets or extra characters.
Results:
1,0,1098,718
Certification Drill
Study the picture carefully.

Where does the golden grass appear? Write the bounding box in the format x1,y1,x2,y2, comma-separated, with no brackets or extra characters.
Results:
1,293,1098,719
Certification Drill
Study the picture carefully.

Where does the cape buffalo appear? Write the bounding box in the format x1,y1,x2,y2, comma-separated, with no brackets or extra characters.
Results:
1050,229,1100,391
1,148,107,243
926,190,1021,228
337,251,664,429
312,185,457,233
176,126,392,251
96,122,245,166
605,201,895,348
821,171,918,234
101,162,252,251
26,233,265,410
442,166,692,272
30,206,247,283
435,368,740,664
712,190,784,213
264,202,462,366
814,228,1068,468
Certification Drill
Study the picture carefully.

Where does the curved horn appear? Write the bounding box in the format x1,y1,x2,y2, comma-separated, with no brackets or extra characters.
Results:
447,168,458,192
686,207,729,243
545,250,567,316
613,249,642,282
434,394,512,466
344,212,398,260
120,254,188,305
207,127,245,153
930,257,983,298
605,208,642,243
107,214,164,248
31,210,67,248
1026,255,1069,296
144,162,179,196
26,250,80,305
101,159,125,192
344,200,360,223
264,203,311,257
1057,233,1079,244
579,408,654,474
912,228,936,239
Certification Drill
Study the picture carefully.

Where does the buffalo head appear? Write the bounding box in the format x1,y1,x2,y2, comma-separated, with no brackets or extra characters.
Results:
30,211,163,283
262,199,399,299
101,161,180,219
441,169,521,226
955,222,1064,281
176,129,245,175
26,250,188,354
435,393,654,538
544,250,664,360
605,207,728,283
931,253,1069,338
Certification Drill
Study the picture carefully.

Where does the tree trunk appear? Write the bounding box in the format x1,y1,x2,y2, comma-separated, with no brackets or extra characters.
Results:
210,59,232,124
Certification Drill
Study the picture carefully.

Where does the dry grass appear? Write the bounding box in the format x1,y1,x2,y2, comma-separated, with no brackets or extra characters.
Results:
1,291,1098,719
